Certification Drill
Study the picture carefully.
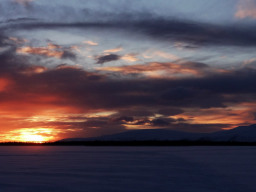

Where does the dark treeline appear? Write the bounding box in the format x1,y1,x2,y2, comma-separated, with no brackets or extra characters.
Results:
1,140,256,146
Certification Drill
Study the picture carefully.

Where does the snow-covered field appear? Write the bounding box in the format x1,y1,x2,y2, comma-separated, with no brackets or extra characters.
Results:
0,146,255,192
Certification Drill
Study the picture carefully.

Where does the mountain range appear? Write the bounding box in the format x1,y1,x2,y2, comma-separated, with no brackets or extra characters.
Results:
60,124,256,142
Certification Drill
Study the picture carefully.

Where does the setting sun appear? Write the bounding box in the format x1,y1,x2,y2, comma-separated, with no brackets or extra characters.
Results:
19,134,46,143
3,128,57,143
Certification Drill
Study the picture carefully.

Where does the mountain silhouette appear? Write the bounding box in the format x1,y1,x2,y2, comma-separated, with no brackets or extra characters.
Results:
60,124,256,142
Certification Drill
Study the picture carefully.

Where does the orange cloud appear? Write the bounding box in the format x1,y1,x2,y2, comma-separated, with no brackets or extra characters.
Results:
17,44,64,58
98,62,210,78
104,47,123,53
1,46,256,142
242,58,256,68
20,66,47,75
121,54,138,62
9,37,28,44
0,99,89,142
174,104,256,130
235,0,256,19
16,43,76,59
143,50,180,61
83,41,98,46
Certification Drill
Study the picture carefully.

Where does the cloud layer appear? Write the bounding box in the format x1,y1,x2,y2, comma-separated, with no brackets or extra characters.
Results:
0,0,256,141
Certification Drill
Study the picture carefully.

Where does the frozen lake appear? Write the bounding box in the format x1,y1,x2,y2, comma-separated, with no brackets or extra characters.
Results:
0,146,255,192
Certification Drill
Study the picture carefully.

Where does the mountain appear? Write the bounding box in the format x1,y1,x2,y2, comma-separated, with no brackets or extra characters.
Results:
60,124,256,142
61,129,207,142
205,124,256,142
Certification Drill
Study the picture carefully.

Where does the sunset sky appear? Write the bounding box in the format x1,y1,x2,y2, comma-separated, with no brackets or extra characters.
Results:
1,0,256,142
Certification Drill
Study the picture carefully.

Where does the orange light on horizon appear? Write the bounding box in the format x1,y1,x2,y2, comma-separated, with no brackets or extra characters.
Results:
3,128,58,143
20,134,46,143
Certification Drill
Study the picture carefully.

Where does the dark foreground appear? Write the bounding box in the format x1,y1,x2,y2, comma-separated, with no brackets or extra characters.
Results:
1,140,256,146
0,146,255,192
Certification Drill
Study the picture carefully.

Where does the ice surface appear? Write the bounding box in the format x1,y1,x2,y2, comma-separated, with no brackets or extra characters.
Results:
0,146,255,192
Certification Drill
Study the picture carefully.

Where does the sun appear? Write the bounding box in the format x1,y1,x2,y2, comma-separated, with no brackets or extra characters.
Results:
5,128,57,143
20,134,46,143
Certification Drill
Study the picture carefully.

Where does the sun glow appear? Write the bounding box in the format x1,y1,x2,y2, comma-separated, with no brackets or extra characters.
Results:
20,134,46,143
5,128,57,143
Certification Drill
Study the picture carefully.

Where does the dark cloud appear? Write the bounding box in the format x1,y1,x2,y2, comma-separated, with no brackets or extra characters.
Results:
1,45,256,134
5,59,256,112
158,108,184,116
117,109,155,117
182,62,209,69
166,123,231,133
110,116,175,127
0,32,11,48
1,42,256,112
61,50,77,61
0,0,255,48
151,118,175,127
161,87,196,100
133,119,150,125
48,116,126,138
110,116,134,123
96,54,121,64
5,18,256,47
4,17,38,24
130,19,256,47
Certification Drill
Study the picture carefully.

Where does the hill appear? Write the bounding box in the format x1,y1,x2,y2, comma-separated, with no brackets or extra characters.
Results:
60,124,256,142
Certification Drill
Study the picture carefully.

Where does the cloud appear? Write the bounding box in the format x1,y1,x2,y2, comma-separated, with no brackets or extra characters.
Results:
110,116,134,123
61,50,77,61
17,46,63,58
16,43,77,60
8,37,28,44
1,1,256,140
235,0,256,19
83,41,98,46
121,54,138,62
98,61,215,78
96,54,121,64
7,18,256,48
1,35,256,140
242,58,256,68
175,104,256,130
143,51,179,61
13,0,34,5
5,58,255,116
0,1,255,48
104,47,123,53
158,108,184,116
151,118,175,126
96,53,138,64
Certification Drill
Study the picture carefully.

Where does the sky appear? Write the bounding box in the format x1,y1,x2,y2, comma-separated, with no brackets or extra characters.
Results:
0,0,256,142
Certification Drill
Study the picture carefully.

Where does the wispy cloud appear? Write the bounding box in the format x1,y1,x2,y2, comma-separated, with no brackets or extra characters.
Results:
8,18,256,48
104,47,123,53
98,62,216,78
83,41,98,46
